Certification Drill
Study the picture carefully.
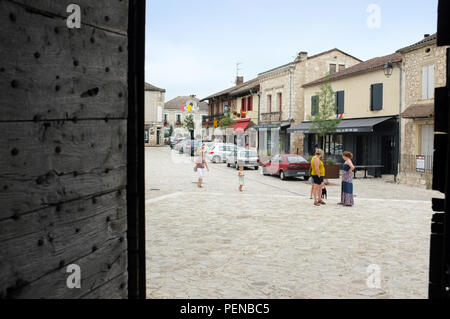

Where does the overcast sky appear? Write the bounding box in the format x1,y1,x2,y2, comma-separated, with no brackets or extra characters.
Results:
145,0,438,101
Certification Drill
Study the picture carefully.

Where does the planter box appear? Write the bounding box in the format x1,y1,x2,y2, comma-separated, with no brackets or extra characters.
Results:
324,164,340,179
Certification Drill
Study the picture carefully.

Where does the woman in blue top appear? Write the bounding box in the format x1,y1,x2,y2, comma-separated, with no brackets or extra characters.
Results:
338,151,355,207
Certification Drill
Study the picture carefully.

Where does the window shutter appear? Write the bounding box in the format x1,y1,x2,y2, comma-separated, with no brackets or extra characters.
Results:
336,91,345,114
311,96,318,115
279,93,282,112
248,96,253,111
422,66,429,99
428,65,435,99
371,84,383,110
241,98,246,112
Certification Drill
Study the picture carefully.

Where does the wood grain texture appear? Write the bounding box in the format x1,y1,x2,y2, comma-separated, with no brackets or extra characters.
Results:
0,0,128,121
0,0,130,299
0,120,127,218
10,0,129,34
0,191,127,298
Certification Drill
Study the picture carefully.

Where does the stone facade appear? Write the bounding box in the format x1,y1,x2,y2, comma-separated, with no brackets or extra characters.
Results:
257,49,361,155
144,83,166,146
398,35,448,189
164,96,208,139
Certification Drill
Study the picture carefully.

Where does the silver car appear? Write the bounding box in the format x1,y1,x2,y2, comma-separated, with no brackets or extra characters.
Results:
227,149,260,170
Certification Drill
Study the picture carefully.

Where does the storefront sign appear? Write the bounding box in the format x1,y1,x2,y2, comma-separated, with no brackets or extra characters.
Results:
416,155,425,173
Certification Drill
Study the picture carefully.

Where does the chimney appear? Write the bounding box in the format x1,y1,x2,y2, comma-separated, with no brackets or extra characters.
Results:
424,34,430,38
295,51,308,62
235,76,244,85
190,94,196,98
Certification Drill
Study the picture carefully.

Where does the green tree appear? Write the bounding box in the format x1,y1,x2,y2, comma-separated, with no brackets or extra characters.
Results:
183,114,195,131
307,76,342,156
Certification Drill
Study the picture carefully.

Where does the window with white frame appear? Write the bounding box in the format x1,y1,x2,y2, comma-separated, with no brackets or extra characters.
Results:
422,64,435,100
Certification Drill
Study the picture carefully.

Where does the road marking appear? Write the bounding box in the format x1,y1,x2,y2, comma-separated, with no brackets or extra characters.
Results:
145,191,183,204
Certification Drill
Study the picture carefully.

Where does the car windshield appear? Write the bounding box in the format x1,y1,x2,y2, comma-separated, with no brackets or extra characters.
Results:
287,156,307,164
240,151,257,157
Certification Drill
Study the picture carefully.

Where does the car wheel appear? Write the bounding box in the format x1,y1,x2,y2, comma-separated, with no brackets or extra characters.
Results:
254,166,259,170
213,156,220,163
227,163,230,167
280,171,286,180
303,176,310,181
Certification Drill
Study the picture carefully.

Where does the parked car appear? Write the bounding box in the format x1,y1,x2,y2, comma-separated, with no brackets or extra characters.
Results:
178,139,190,154
207,143,237,163
170,136,182,149
184,139,203,157
174,138,185,152
227,149,259,170
261,154,311,180
202,141,215,152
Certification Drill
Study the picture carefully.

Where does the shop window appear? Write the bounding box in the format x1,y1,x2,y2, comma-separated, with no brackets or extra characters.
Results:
370,83,383,111
422,64,435,100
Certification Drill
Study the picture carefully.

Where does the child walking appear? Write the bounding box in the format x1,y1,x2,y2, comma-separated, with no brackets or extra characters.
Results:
238,166,245,192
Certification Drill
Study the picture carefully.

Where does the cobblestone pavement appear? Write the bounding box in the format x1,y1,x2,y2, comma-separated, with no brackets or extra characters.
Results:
145,147,443,299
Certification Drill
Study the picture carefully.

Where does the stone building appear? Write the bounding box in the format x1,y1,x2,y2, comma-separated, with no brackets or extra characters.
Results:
257,49,362,155
200,77,261,148
164,95,209,139
397,34,448,188
144,83,166,146
290,53,403,176
201,49,361,155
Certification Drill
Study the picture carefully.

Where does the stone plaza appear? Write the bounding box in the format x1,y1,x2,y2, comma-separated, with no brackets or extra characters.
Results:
145,147,443,299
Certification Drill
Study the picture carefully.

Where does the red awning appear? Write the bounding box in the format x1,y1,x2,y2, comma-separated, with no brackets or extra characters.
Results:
229,119,250,133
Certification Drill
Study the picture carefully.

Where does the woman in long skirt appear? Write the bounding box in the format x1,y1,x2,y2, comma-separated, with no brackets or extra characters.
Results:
339,151,355,207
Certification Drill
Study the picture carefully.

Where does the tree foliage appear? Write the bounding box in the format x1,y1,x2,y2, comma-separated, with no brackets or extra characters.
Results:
219,113,236,129
183,114,195,131
307,76,342,151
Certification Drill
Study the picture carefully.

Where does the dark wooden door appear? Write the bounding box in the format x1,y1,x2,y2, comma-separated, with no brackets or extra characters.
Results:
0,0,146,299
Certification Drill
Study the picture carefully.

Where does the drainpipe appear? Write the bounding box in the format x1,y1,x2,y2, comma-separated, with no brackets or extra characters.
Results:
396,63,403,183
289,65,294,121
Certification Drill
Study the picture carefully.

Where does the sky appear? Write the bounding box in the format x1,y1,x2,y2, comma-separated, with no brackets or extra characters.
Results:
145,0,438,101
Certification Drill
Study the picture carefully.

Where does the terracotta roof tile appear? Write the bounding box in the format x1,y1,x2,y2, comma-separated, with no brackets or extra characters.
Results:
303,52,402,88
397,33,437,53
144,82,166,92
164,96,208,111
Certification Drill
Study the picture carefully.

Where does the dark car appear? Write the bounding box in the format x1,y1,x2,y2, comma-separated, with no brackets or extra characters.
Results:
261,154,311,180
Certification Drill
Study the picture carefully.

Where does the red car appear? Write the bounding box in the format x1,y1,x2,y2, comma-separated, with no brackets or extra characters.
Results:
261,154,311,180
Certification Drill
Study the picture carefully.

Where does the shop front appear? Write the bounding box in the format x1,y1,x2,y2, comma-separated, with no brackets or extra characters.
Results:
288,116,399,176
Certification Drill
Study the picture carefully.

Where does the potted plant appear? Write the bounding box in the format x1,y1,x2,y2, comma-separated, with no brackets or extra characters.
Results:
324,158,340,179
